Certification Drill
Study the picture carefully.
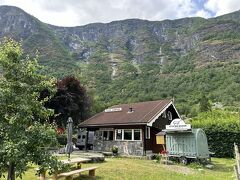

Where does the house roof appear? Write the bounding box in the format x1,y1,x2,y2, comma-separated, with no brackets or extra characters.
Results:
79,99,173,127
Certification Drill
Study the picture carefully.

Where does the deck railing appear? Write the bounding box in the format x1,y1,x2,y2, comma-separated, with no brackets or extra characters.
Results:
234,143,240,180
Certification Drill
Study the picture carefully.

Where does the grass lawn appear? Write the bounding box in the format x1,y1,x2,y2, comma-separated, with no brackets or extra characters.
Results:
3,157,235,180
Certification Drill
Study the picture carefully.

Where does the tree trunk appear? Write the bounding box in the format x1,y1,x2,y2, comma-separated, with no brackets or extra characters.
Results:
7,162,15,180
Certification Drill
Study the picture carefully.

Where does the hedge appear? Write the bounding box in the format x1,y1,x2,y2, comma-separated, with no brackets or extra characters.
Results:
200,127,240,157
191,110,240,157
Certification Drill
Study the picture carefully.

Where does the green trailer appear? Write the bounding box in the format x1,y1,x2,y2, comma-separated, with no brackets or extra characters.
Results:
165,128,210,164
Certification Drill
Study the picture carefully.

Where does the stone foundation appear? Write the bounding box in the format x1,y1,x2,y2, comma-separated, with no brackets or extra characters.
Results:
93,139,144,156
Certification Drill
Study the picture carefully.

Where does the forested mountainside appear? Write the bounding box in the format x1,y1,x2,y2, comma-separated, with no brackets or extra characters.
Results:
1,5,240,116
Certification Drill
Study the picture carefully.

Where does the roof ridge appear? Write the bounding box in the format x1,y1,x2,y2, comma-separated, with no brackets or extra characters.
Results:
139,100,171,122
111,99,170,108
147,100,173,123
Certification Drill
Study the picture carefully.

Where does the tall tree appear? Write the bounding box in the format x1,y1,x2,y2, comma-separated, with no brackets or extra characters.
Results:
47,76,91,127
199,94,211,112
0,39,60,180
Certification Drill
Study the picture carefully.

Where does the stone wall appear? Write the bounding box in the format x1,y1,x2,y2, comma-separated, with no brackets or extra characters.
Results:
93,135,144,156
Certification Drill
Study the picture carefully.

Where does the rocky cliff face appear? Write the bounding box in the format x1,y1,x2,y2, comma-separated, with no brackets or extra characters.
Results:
1,6,240,73
1,5,240,112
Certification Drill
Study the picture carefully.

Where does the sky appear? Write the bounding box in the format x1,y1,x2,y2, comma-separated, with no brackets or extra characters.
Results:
0,0,240,27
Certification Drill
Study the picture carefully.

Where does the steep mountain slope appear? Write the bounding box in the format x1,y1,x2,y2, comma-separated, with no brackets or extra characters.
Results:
0,6,77,77
1,5,240,115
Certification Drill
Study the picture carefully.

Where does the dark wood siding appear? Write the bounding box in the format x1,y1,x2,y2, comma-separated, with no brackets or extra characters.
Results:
145,127,165,153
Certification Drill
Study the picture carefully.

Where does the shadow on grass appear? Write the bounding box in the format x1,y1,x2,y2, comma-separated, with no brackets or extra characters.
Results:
210,159,234,173
73,175,104,180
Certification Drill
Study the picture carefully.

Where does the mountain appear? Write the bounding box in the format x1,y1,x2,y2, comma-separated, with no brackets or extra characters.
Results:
0,6,77,77
1,5,240,116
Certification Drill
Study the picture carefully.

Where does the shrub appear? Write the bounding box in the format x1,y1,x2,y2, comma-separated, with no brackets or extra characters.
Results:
57,134,67,145
191,110,240,157
111,145,118,154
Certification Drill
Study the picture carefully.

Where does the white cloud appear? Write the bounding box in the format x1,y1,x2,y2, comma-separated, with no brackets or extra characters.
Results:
1,0,237,26
195,9,211,18
204,0,240,16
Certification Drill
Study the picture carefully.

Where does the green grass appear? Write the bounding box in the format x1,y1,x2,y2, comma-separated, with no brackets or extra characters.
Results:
2,157,235,180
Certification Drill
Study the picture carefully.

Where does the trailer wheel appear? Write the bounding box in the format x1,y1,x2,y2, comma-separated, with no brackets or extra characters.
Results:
180,156,188,165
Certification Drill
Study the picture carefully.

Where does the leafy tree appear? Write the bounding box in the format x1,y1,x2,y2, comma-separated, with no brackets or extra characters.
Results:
199,94,211,112
46,76,91,127
0,39,61,180
191,110,240,157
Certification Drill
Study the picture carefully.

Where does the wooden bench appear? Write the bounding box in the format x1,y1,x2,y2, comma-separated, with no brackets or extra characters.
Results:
52,166,98,180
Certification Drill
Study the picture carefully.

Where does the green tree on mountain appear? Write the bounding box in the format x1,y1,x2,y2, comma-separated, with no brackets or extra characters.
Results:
199,94,211,112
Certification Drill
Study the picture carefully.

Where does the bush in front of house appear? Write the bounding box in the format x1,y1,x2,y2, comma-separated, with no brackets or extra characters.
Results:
191,110,240,157
57,134,67,145
111,145,118,155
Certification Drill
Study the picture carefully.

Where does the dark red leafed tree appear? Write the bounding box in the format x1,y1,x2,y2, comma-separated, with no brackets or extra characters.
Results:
46,76,91,127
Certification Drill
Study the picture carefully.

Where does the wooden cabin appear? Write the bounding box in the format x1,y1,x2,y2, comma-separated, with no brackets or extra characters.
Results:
79,99,180,156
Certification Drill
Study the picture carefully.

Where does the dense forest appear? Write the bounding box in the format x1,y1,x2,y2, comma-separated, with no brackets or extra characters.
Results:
1,6,240,117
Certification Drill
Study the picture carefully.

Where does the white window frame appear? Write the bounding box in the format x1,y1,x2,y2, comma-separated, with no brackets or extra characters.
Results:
145,126,150,139
115,129,142,141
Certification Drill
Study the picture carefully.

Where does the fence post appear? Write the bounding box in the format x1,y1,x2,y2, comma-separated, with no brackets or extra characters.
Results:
234,142,240,180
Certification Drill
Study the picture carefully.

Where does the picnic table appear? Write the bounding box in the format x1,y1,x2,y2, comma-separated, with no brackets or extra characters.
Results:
39,157,98,180
61,157,91,168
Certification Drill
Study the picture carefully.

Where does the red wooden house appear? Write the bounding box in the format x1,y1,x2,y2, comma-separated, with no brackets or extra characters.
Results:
79,99,180,155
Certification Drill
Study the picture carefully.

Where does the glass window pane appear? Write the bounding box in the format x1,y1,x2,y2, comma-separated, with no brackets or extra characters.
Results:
146,127,150,139
124,130,132,140
134,129,141,140
109,131,113,140
103,131,108,140
116,129,122,140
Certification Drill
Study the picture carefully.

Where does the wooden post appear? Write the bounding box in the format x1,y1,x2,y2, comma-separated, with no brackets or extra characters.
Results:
39,172,45,180
65,176,73,180
234,142,240,179
51,172,58,180
234,165,240,180
89,169,95,177
77,162,82,169
77,162,82,176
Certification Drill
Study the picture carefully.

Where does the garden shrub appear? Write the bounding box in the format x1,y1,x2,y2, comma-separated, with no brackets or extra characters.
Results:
57,134,67,145
191,110,240,157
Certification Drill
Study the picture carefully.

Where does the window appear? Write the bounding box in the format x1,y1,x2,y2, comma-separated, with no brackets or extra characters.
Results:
115,129,142,141
109,131,113,140
101,131,114,141
146,126,150,139
124,130,132,140
134,129,141,140
167,111,173,120
103,131,108,140
116,129,122,140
